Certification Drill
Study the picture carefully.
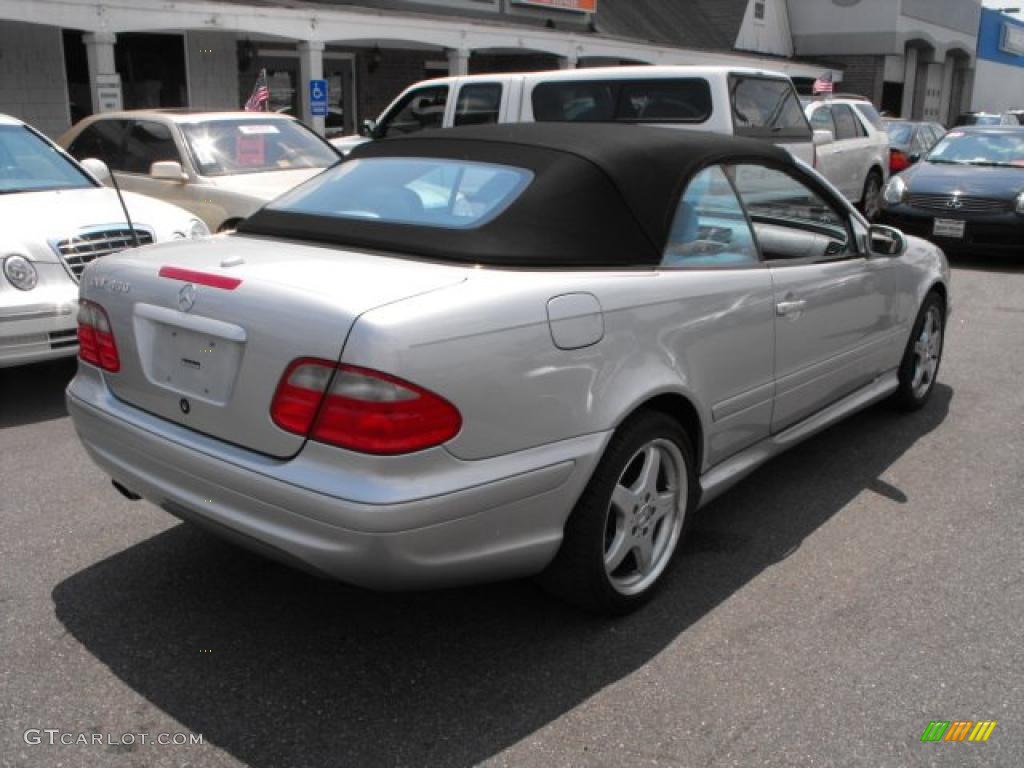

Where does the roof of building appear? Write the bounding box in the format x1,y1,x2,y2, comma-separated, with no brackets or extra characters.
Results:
239,122,793,267
595,0,749,51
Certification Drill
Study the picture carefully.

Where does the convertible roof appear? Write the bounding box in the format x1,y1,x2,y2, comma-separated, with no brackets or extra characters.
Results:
240,123,794,267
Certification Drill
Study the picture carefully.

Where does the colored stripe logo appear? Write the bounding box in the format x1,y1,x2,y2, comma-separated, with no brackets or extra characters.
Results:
921,721,997,743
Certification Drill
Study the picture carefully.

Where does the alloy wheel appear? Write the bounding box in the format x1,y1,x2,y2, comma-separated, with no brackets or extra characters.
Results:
603,439,686,596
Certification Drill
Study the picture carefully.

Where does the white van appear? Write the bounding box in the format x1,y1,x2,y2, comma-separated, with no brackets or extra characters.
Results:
333,66,820,166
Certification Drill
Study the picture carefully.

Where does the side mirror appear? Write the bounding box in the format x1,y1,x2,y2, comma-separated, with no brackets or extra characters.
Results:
150,160,187,182
813,129,835,147
80,157,112,184
908,152,922,164
359,118,377,138
868,224,906,257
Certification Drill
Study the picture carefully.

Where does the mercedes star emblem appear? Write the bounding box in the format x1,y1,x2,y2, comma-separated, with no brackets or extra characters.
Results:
178,283,197,313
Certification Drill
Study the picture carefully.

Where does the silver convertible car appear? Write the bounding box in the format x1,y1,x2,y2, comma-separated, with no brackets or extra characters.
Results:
67,124,950,613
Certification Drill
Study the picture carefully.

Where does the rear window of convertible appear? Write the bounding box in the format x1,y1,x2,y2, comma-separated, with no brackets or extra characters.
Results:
267,157,534,229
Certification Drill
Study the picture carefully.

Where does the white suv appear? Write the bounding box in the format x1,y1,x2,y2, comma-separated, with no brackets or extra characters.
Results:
334,65,817,165
803,97,889,219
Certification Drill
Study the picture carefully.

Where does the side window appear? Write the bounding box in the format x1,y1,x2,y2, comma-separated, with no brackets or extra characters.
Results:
121,121,180,174
615,80,712,122
662,165,759,268
531,82,616,122
810,106,836,134
854,102,886,131
454,83,502,127
530,79,712,124
832,105,864,140
729,164,851,263
66,120,127,169
378,86,449,138
730,76,811,140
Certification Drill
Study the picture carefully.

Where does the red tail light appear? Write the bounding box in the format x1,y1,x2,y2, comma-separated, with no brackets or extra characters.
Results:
270,358,462,455
77,299,120,372
890,149,911,173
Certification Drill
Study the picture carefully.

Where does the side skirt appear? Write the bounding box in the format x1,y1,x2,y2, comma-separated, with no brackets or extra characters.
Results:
697,370,899,509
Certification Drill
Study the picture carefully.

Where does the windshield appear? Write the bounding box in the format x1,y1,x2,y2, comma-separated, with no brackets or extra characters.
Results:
927,131,1024,168
179,118,339,176
268,157,533,229
0,124,95,194
886,122,914,145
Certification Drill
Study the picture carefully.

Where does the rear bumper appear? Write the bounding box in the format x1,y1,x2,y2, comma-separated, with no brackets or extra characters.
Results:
0,294,79,368
67,366,608,590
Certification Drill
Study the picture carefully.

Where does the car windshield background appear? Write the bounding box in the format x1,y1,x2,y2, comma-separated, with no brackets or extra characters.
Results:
927,131,1024,167
0,125,95,194
179,119,338,176
730,76,811,141
729,163,850,261
531,79,712,123
268,157,534,230
886,122,914,145
663,165,759,268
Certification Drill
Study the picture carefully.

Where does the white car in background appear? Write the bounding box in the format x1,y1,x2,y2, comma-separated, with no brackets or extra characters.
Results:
333,65,818,165
0,114,207,368
59,111,341,233
803,96,890,219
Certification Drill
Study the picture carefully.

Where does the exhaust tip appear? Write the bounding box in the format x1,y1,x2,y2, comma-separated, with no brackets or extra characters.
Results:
111,479,142,501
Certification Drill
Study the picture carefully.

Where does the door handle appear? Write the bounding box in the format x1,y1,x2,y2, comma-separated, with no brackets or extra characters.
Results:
776,300,807,316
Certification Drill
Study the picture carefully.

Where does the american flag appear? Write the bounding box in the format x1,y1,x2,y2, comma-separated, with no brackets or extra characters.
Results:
812,71,834,96
244,68,270,112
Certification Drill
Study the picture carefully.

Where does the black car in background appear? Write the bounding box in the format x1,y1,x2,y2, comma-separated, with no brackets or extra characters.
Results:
884,119,945,174
953,112,1020,127
880,126,1024,255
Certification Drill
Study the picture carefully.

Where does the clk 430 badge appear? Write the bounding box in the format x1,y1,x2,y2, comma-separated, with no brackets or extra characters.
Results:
90,277,131,294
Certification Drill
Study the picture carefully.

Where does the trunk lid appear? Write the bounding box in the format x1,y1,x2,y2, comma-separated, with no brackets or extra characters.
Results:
79,234,467,458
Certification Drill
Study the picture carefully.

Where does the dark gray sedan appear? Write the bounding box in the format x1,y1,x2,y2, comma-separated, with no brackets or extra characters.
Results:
881,126,1024,255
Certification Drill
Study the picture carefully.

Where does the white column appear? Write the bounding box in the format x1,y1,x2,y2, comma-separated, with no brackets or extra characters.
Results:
901,47,918,119
558,52,579,70
298,40,326,135
938,56,956,127
447,48,470,76
83,31,120,113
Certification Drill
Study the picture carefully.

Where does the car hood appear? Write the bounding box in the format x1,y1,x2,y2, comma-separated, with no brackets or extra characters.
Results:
2,187,195,263
904,161,1024,197
204,168,326,201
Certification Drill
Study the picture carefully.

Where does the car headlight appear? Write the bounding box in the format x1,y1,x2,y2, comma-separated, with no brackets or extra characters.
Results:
3,254,38,291
188,218,210,239
883,176,907,206
1016,191,1024,214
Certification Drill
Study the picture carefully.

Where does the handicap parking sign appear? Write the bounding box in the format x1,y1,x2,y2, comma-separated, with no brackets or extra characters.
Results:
310,79,328,117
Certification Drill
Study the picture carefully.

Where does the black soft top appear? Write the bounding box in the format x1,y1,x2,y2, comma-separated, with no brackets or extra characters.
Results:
239,123,794,267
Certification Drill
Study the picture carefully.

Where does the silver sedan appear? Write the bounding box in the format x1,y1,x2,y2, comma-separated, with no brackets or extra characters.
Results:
67,124,950,614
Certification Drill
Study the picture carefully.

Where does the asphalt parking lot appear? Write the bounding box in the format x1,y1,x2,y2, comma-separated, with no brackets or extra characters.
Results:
1,254,1022,768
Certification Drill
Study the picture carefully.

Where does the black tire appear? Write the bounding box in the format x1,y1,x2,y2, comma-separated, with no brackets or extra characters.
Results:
860,169,884,222
893,291,945,411
540,411,697,615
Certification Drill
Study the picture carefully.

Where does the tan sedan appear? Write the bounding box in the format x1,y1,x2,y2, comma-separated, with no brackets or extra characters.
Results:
58,110,340,232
